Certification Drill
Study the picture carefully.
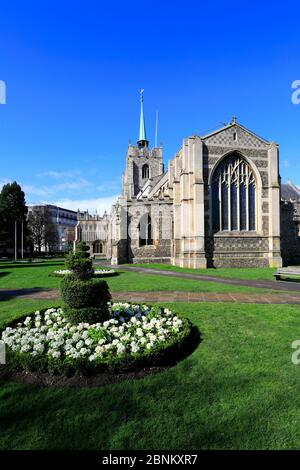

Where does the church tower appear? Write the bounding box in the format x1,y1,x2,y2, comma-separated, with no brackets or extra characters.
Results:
122,90,164,199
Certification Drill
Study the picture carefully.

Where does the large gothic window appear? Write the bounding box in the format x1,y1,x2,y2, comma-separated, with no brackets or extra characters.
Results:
139,214,153,246
142,164,150,179
212,154,256,232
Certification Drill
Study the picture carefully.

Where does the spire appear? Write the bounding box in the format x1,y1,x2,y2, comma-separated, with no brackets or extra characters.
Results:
137,89,149,148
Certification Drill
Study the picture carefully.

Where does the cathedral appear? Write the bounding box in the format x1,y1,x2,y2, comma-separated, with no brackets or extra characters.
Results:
75,93,300,268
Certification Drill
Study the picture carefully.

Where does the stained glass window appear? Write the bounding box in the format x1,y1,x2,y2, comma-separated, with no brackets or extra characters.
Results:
221,183,228,230
249,183,256,231
240,183,246,230
212,154,256,232
231,183,238,231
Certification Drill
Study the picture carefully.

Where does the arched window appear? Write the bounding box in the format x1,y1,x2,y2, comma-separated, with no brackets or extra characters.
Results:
93,241,103,253
212,153,256,232
142,164,149,179
139,214,153,246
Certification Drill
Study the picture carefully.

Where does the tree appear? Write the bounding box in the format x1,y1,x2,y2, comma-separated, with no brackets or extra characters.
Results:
28,206,59,253
27,208,47,253
0,182,28,255
44,216,59,252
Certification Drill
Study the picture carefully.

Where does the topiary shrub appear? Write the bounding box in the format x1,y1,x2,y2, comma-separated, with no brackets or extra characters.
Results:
75,241,90,258
64,241,94,280
60,240,111,324
60,276,111,324
65,254,93,280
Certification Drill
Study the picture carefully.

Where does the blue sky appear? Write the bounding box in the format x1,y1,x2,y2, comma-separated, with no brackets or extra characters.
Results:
1,0,300,213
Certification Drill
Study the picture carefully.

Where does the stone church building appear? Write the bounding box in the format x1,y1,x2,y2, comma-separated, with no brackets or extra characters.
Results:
76,94,300,268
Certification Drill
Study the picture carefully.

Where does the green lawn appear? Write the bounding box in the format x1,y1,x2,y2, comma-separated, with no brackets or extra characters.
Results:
1,299,300,449
0,261,65,289
0,299,62,327
133,263,277,281
0,262,285,294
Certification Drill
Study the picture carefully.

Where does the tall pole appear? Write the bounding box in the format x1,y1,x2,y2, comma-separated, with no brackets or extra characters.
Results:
14,220,17,261
155,110,158,147
21,220,24,259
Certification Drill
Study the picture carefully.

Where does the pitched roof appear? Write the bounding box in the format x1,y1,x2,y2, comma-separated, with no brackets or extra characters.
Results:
200,122,270,145
281,181,300,200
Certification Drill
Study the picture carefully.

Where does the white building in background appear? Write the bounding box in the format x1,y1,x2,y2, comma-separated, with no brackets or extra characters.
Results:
27,204,78,252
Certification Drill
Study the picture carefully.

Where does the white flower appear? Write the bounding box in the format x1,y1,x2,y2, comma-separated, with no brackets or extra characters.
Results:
130,341,140,353
54,269,115,276
79,347,89,355
1,304,183,366
117,343,126,354
50,351,61,358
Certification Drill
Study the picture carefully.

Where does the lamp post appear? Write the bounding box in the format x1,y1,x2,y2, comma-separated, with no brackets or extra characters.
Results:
21,220,24,259
14,220,17,261
14,220,25,260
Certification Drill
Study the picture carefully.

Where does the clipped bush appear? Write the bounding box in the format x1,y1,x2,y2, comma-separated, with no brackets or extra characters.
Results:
65,254,93,280
60,239,112,324
75,241,90,258
60,276,111,324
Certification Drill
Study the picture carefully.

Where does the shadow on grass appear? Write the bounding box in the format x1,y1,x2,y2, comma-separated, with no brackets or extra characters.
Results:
95,272,120,279
0,348,290,450
0,288,54,302
0,262,64,270
0,272,9,279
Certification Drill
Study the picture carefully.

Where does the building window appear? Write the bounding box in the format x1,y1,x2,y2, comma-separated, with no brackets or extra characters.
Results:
139,214,153,246
142,164,150,179
93,241,103,253
212,153,256,232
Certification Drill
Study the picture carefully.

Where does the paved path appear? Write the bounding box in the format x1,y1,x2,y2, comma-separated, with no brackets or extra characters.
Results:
104,264,300,293
2,288,300,305
2,263,300,304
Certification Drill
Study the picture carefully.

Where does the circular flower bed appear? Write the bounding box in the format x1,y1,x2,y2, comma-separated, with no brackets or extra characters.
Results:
53,269,116,277
1,303,193,376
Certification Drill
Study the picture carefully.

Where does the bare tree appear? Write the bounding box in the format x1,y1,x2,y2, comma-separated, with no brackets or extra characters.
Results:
28,206,59,253
27,207,47,253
